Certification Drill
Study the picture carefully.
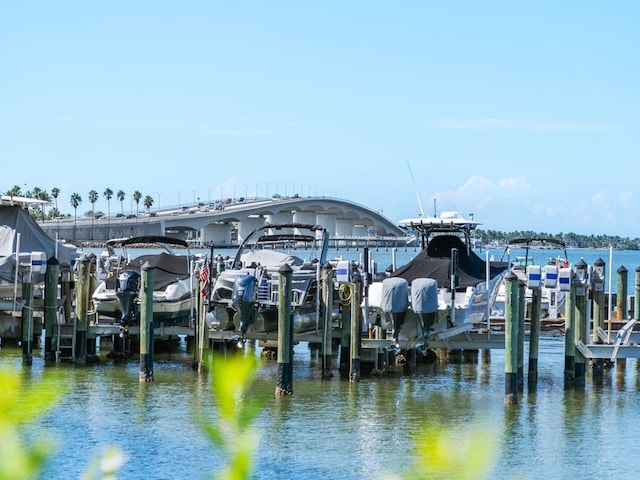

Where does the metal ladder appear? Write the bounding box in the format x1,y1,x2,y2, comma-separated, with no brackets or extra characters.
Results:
54,306,76,362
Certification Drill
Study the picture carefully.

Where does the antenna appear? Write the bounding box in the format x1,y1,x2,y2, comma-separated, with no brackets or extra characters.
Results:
406,162,425,217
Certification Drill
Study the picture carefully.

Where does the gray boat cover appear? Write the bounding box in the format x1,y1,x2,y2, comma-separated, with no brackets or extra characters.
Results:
0,206,79,282
410,278,438,314
380,277,409,313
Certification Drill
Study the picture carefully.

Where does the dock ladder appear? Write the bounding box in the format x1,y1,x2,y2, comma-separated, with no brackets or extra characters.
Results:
53,306,76,362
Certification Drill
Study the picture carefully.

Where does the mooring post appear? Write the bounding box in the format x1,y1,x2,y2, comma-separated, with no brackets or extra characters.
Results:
86,259,98,357
517,279,526,388
349,273,362,383
276,263,294,396
75,254,91,362
528,286,542,387
591,258,606,374
44,257,60,361
321,262,334,378
504,271,518,405
574,259,588,386
616,265,628,321
139,261,154,382
339,286,351,375
564,271,576,384
21,269,33,365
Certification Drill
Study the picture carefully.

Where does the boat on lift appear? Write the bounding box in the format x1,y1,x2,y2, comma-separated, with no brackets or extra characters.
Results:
492,237,570,319
208,223,332,335
91,235,198,330
366,211,509,349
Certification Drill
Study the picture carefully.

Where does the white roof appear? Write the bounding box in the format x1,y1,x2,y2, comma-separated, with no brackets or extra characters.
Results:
0,195,48,206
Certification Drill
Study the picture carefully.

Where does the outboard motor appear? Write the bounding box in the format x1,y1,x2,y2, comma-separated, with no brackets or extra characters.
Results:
381,277,409,344
411,278,438,339
115,269,141,329
231,275,257,335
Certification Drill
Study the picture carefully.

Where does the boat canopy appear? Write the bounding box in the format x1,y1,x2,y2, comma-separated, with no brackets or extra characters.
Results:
0,205,79,282
390,235,508,288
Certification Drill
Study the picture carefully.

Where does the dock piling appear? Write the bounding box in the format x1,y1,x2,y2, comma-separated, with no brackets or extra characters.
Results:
139,262,155,382
349,274,362,383
321,263,334,378
44,257,60,361
276,264,294,396
504,271,519,405
528,286,541,387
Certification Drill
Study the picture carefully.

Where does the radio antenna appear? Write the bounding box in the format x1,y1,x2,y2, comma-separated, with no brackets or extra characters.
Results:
407,161,425,217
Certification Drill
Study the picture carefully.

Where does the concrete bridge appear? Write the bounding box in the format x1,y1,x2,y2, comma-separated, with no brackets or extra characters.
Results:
40,196,408,247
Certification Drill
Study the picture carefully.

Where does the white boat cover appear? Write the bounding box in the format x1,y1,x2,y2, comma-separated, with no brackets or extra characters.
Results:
240,249,304,269
411,278,438,314
380,277,409,313
0,206,79,282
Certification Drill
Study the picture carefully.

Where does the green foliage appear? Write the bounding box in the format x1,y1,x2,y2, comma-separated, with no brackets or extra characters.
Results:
0,369,66,479
202,355,263,480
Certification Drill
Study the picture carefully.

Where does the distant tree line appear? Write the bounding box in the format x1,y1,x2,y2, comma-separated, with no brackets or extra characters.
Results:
3,184,156,227
476,229,640,250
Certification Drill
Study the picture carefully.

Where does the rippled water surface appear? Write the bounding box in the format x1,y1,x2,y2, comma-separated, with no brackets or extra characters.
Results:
4,334,640,480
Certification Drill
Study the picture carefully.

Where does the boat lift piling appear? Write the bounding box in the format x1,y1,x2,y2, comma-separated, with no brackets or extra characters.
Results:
504,271,519,405
349,274,363,383
21,269,33,365
139,262,154,382
321,262,334,378
573,259,588,386
527,279,542,388
564,273,576,384
43,256,60,361
276,264,294,396
75,254,91,362
517,279,525,389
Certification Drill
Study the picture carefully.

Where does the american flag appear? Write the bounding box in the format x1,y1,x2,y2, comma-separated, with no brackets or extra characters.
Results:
199,258,209,297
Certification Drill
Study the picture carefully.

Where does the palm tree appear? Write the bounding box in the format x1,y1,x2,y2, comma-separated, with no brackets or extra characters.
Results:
143,195,154,213
133,190,142,216
70,193,82,241
31,186,43,220
6,185,22,197
51,187,60,213
117,190,125,216
89,190,98,241
104,187,113,239
103,188,113,218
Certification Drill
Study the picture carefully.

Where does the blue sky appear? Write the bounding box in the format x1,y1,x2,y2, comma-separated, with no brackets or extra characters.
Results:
2,2,639,236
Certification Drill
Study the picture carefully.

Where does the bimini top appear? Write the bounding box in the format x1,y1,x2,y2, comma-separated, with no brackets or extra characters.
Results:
399,211,480,251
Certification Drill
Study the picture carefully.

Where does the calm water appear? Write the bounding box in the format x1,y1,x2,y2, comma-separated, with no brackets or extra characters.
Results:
3,247,640,479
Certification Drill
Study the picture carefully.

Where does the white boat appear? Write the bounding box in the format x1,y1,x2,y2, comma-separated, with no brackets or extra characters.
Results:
366,211,509,348
91,235,198,329
492,237,569,319
208,223,331,335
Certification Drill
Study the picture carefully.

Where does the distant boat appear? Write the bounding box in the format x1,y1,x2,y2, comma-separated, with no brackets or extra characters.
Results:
91,235,198,330
208,223,332,335
492,237,570,319
366,211,509,348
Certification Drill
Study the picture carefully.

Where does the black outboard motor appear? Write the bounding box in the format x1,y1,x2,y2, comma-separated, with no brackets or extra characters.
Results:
231,275,257,335
115,269,141,330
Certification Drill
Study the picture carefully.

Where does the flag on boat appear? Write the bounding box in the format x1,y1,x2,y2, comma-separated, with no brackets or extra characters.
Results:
199,258,209,297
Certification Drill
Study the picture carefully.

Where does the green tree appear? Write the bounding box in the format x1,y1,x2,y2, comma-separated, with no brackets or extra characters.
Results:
133,190,142,216
51,187,60,215
89,190,98,241
143,195,154,213
103,188,113,218
6,185,22,197
70,193,82,240
117,190,126,216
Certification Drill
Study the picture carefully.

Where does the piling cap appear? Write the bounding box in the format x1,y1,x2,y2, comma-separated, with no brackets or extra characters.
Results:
617,265,627,273
279,263,293,274
47,256,60,266
505,270,518,281
141,260,155,271
594,258,605,267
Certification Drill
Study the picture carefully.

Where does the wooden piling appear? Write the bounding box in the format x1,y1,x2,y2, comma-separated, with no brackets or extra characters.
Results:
75,255,91,362
139,262,154,382
591,258,606,374
504,271,518,405
339,285,351,375
528,286,541,387
616,266,628,321
276,264,294,396
44,257,60,361
517,279,525,388
574,260,588,387
21,273,33,365
564,273,576,384
349,274,362,383
321,263,334,378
